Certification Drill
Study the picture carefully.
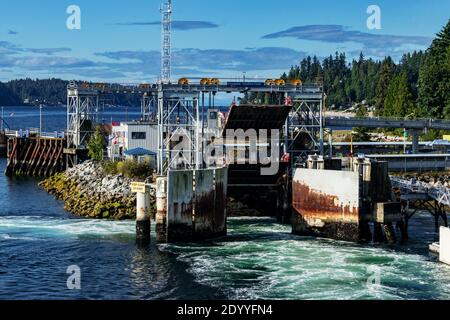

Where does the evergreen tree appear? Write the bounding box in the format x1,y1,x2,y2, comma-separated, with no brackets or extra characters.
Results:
418,20,450,119
375,57,395,115
384,71,416,118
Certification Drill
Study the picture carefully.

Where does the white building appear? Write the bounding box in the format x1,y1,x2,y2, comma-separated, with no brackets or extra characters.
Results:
108,121,158,161
108,109,225,162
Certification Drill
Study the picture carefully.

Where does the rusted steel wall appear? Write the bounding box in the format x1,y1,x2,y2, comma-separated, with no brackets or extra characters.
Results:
292,168,361,241
167,170,194,242
213,167,228,236
192,168,228,238
165,167,228,242
194,169,215,237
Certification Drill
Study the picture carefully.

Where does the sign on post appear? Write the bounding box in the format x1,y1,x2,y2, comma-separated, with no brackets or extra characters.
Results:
131,182,146,193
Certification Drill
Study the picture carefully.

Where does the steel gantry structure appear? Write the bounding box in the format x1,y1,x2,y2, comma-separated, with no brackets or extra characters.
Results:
66,81,326,174
66,81,98,166
286,90,325,168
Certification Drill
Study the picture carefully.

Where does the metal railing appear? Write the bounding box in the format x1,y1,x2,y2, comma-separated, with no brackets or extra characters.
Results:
390,176,450,206
325,116,450,130
3,129,65,139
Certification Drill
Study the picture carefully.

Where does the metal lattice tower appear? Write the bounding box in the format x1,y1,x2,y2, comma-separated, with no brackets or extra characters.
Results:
141,93,157,121
66,81,98,165
157,86,201,174
161,0,172,83
286,89,325,167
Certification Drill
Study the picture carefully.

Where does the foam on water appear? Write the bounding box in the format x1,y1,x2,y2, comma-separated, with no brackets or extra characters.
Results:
3,107,450,300
0,215,135,240
161,217,450,300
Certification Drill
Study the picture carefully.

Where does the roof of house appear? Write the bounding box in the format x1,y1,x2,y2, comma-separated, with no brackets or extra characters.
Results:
124,147,157,156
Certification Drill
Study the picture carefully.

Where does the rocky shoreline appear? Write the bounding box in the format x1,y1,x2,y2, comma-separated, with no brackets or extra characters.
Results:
39,160,156,220
40,160,282,220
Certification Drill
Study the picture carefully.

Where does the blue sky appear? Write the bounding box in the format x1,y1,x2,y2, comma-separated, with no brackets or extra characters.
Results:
0,0,449,83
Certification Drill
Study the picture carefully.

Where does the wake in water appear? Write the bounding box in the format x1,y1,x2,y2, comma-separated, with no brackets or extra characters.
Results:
1,159,450,300
160,217,450,300
0,216,135,241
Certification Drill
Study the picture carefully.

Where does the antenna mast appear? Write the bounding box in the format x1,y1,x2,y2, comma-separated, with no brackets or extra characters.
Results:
161,0,172,83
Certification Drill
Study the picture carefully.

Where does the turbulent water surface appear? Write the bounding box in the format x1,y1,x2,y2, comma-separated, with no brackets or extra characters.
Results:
1,107,450,300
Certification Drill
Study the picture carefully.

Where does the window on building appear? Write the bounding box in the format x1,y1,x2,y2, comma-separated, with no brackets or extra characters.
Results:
209,111,218,120
131,132,146,140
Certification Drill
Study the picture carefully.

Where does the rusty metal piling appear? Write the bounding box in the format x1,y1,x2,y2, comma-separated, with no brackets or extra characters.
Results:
136,190,151,246
156,176,168,242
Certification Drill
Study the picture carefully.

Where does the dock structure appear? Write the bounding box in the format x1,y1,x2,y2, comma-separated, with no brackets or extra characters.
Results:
5,136,65,177
367,154,450,172
69,81,326,171
5,79,450,244
68,81,326,241
291,156,402,243
391,177,449,238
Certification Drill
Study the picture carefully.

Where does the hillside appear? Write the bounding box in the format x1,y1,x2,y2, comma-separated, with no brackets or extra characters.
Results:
0,78,141,107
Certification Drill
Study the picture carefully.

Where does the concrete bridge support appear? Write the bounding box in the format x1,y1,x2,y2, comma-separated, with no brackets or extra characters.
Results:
411,130,420,154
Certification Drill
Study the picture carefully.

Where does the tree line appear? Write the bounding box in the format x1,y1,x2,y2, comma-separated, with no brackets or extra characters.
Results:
0,78,140,107
281,19,449,120
244,20,448,120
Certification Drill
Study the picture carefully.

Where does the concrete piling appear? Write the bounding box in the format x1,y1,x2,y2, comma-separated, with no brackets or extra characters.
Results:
440,227,450,265
136,191,151,245
411,130,420,154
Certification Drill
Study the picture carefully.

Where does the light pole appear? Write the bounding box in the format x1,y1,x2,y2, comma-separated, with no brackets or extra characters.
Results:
39,104,43,137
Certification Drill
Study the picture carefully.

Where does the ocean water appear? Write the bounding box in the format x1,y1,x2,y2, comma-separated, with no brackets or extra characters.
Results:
1,105,142,132
1,107,450,300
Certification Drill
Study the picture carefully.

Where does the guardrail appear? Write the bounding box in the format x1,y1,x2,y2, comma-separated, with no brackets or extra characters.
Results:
325,116,450,130
3,129,65,139
390,176,450,206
